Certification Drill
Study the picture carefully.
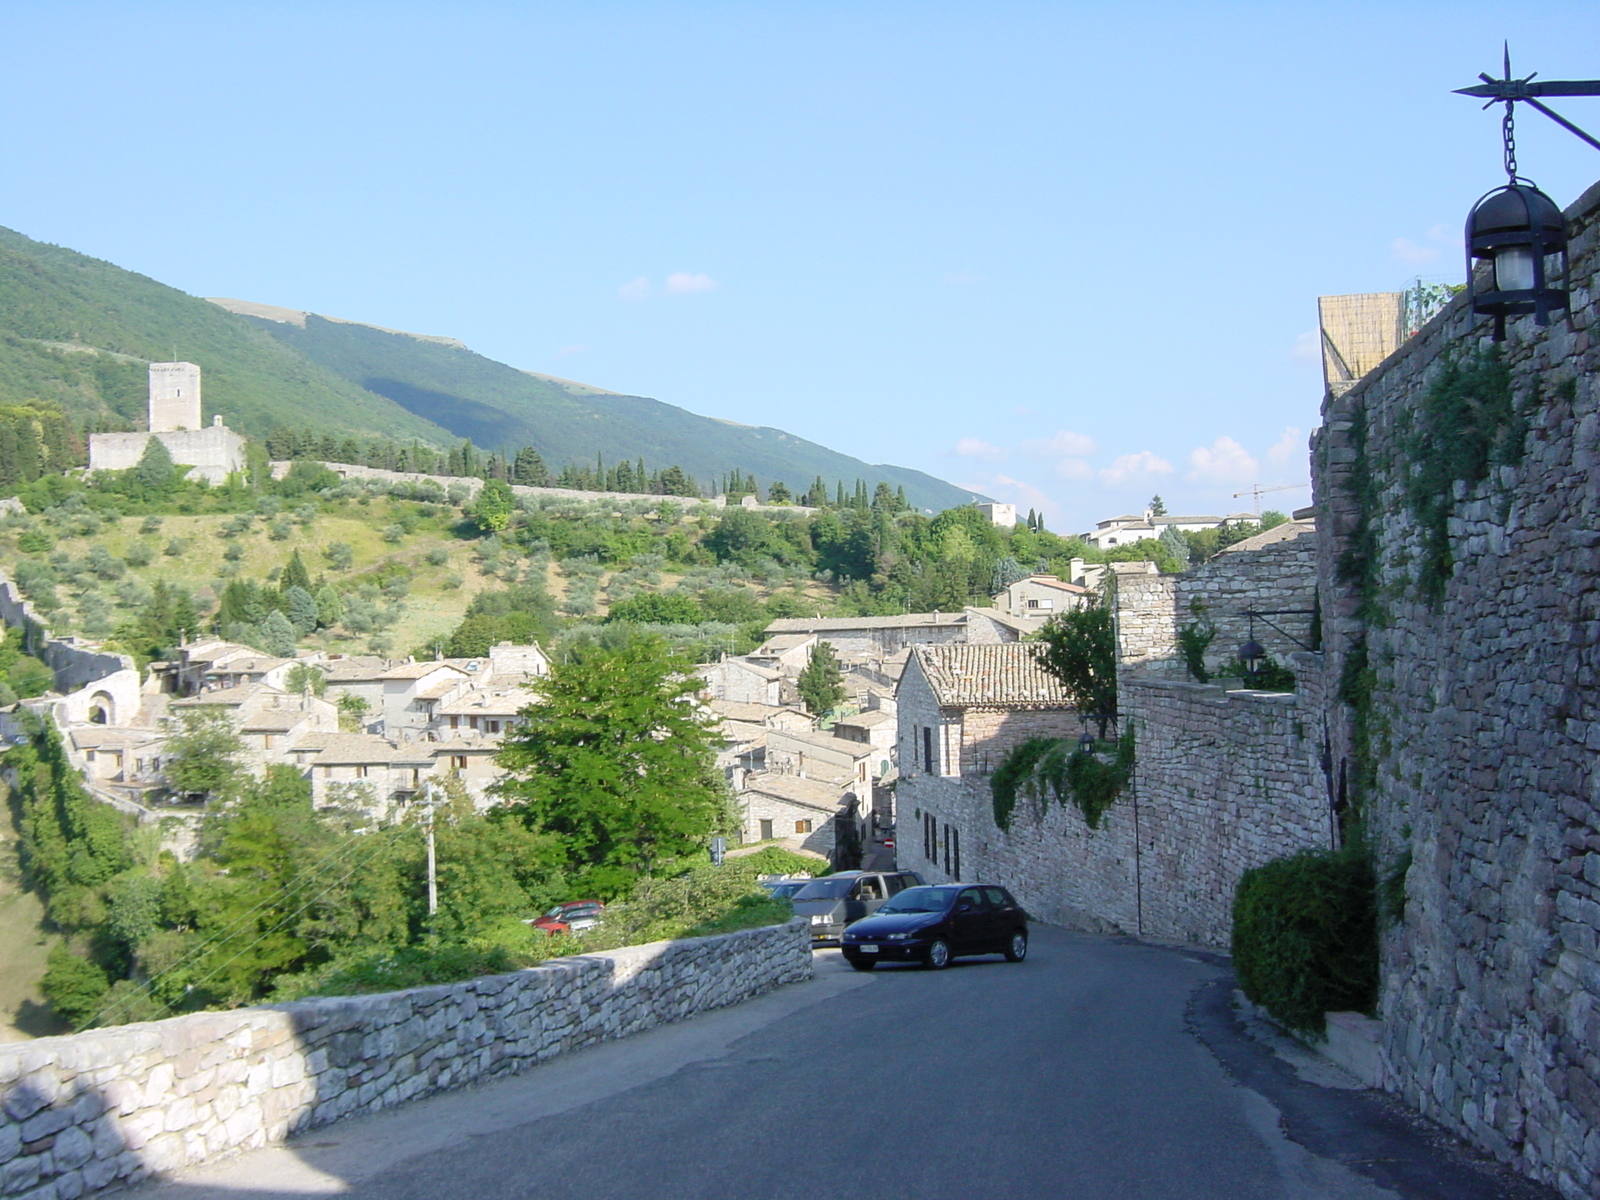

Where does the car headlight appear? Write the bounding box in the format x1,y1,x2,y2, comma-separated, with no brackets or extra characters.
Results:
886,931,915,941
810,913,828,925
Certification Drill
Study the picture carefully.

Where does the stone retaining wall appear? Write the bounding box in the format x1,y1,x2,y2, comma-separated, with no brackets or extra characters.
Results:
1121,657,1334,946
1314,178,1600,1198
0,921,811,1200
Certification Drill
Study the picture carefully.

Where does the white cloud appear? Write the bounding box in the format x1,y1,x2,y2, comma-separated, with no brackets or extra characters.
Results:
664,271,717,295
1020,430,1096,459
1391,237,1440,265
1098,451,1173,485
1052,458,1094,480
618,276,651,301
1290,329,1320,367
1187,436,1258,485
952,437,1007,462
1266,426,1303,468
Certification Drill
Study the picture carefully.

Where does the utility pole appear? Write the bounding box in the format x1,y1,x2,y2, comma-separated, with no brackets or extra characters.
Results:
421,781,443,917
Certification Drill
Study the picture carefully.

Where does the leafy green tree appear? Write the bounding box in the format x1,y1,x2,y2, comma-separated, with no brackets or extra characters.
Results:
259,609,297,657
1159,524,1189,564
281,550,312,594
606,592,704,625
1148,494,1168,516
285,586,320,635
472,479,515,533
315,585,343,628
41,944,110,1027
285,661,326,696
129,436,178,497
497,638,723,893
324,542,354,571
796,641,846,717
337,692,371,732
164,708,246,802
1033,602,1118,730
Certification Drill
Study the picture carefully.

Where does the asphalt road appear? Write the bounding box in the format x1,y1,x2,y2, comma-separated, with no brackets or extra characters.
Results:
142,927,1557,1200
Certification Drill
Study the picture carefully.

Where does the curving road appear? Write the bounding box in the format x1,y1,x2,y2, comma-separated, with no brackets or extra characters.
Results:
142,927,1555,1200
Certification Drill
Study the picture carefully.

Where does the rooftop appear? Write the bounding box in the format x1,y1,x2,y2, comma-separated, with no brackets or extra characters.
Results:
738,772,849,812
765,612,969,635
1218,518,1316,554
908,642,1074,708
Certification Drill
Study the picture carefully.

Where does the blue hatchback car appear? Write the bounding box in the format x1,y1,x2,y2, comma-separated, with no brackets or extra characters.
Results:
840,883,1028,970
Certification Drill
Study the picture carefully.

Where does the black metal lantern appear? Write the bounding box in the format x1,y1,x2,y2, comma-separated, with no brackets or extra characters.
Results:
1466,182,1568,340
1078,728,1096,755
1238,638,1267,680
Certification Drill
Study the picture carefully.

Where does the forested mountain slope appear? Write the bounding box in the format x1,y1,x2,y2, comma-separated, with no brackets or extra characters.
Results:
220,306,980,511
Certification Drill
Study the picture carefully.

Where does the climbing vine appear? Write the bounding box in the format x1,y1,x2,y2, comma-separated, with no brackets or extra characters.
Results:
990,728,1135,832
1403,347,1530,604
1176,615,1215,684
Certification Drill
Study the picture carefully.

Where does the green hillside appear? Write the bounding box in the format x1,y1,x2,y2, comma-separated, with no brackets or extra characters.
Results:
0,222,979,510
231,310,981,512
0,228,450,443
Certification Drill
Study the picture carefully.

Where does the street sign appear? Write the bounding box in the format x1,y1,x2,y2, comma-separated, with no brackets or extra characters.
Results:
710,836,727,866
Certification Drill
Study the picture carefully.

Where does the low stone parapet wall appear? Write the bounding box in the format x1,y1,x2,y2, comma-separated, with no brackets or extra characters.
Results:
0,920,811,1199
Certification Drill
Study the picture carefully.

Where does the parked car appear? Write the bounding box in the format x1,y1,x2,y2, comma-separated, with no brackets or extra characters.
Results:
840,883,1028,970
758,878,811,901
791,870,925,946
527,900,605,936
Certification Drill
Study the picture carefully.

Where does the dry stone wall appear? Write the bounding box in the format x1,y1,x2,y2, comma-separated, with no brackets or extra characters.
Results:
0,921,810,1200
1121,656,1334,945
1314,178,1600,1199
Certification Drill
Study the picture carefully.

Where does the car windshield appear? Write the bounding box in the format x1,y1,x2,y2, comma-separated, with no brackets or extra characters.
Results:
876,886,960,915
793,877,857,900
765,881,807,898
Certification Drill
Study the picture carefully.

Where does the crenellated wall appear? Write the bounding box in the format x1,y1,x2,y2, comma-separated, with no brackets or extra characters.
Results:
1313,178,1600,1199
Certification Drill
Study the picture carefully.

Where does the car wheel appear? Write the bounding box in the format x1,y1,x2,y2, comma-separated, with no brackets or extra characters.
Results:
845,955,876,972
1004,931,1028,962
923,939,951,970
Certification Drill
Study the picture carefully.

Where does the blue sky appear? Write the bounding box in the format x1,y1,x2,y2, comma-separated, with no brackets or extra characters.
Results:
4,2,1599,529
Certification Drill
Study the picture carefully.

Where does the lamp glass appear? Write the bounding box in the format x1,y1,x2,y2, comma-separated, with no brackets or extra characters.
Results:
1494,246,1537,292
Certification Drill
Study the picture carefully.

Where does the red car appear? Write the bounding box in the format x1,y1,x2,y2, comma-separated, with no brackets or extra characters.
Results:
527,900,605,936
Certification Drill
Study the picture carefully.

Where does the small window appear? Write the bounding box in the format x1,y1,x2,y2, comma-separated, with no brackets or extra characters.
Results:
760,818,774,840
795,819,812,834
356,765,368,778
983,886,1010,909
451,755,467,770
922,726,935,774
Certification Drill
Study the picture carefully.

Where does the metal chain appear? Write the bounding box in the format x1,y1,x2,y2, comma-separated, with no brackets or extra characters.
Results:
1503,99,1518,181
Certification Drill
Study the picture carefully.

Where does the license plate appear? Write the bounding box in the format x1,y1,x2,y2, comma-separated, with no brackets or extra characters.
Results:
859,944,879,953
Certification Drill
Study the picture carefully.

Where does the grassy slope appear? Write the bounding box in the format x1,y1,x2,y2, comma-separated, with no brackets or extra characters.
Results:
0,227,453,444
243,314,983,512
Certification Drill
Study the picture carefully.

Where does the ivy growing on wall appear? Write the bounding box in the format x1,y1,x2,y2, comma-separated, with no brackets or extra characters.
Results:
1403,347,1530,604
990,728,1135,832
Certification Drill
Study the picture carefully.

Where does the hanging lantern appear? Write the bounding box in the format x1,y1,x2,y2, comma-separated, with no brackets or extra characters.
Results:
1465,183,1569,341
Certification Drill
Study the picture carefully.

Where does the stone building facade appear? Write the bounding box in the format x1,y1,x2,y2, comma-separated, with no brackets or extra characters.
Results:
1310,178,1600,1199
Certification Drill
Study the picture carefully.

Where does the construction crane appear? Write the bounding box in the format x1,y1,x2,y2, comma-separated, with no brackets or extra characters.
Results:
1232,482,1309,516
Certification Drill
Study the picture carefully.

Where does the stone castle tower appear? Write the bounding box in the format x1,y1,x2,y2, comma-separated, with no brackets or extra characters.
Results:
86,360,246,485
147,362,202,432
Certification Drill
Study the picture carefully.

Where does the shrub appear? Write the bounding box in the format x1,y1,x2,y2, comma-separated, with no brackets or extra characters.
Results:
123,542,155,568
164,539,188,557
1231,847,1378,1037
139,516,164,535
426,547,450,566
18,530,53,553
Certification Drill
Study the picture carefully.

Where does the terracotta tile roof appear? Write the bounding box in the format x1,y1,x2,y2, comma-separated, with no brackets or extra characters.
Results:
738,772,848,812
435,686,539,716
1217,519,1316,554
380,662,469,681
909,643,1073,708
173,684,269,708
